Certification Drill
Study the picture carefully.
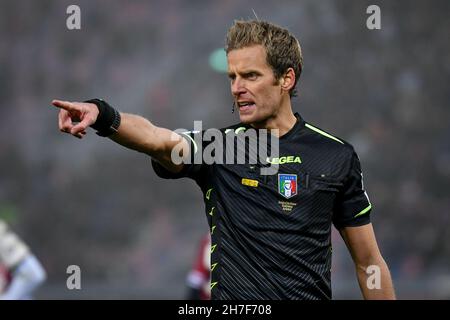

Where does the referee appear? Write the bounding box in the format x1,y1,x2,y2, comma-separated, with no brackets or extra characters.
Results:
51,20,395,299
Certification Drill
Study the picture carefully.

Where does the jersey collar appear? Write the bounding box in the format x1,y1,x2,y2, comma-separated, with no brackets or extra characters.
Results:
279,112,305,141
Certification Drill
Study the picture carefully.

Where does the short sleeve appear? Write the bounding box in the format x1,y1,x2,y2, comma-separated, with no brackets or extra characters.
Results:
332,151,372,229
151,130,206,181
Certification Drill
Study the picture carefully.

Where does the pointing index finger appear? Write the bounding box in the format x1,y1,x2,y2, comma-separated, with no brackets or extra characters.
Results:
52,99,76,111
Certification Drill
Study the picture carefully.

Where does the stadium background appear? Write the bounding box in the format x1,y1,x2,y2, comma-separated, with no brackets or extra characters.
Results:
0,0,449,299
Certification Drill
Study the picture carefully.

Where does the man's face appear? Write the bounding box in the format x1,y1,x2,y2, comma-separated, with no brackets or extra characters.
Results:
227,45,284,125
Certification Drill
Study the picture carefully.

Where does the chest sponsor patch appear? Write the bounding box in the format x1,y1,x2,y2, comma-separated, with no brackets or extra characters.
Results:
278,174,298,199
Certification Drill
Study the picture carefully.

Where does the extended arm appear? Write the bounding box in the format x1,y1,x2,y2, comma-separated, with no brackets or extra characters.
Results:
339,223,396,299
52,99,188,173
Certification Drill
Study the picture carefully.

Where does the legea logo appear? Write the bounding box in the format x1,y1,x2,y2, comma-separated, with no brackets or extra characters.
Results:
266,156,302,165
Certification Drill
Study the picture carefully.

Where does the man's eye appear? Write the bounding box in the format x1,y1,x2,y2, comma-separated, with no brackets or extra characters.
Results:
246,73,257,79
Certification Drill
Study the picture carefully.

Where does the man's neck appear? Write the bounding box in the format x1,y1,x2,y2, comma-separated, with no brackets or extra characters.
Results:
251,102,297,137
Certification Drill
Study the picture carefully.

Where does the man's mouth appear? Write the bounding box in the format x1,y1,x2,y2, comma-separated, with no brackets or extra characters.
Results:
237,101,256,112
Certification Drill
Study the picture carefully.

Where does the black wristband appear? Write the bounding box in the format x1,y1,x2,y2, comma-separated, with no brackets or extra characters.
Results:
85,99,121,137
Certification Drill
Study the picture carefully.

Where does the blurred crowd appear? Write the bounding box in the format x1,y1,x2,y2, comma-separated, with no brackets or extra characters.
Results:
0,0,449,298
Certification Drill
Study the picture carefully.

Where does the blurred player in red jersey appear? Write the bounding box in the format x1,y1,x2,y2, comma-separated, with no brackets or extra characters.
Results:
186,233,211,300
0,264,12,293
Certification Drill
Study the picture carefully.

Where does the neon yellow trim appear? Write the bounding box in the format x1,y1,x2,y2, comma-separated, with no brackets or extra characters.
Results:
354,204,372,218
208,207,215,216
211,282,218,290
211,244,217,253
225,127,246,134
181,132,198,154
305,123,344,144
211,225,216,235
211,263,218,272
206,188,213,200
235,127,246,134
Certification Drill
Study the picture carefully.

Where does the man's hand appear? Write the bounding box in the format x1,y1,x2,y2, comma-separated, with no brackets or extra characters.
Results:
52,100,99,139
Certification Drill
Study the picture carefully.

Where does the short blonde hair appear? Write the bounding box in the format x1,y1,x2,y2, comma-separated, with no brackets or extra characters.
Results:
226,20,303,97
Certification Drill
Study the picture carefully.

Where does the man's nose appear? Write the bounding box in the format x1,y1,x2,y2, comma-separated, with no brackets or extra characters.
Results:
231,78,246,96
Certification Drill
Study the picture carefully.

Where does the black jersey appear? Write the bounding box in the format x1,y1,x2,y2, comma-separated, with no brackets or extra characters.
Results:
152,113,372,300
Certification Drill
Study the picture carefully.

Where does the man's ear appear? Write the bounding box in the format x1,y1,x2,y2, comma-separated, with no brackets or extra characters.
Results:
280,68,296,92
